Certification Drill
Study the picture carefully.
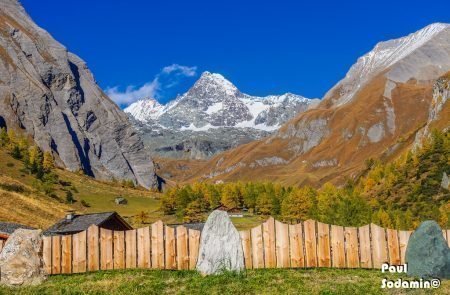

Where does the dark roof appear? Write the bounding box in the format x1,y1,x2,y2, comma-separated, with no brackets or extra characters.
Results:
168,223,205,232
44,212,132,235
0,222,35,236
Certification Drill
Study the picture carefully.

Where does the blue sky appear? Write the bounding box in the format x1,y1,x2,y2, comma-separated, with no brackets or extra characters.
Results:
22,0,450,107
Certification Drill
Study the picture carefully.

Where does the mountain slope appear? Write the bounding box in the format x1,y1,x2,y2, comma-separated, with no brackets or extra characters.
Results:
0,0,158,188
125,72,318,159
188,24,450,186
324,23,450,107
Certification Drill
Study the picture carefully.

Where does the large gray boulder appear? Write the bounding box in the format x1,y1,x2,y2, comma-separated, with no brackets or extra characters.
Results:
0,229,46,286
406,220,450,279
196,210,244,275
0,0,158,189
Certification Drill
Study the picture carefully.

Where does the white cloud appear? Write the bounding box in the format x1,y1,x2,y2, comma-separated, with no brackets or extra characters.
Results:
162,64,197,77
106,64,197,107
105,80,160,106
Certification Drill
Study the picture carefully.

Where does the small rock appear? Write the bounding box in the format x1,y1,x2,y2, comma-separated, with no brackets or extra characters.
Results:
196,210,244,275
406,220,450,279
441,172,449,190
0,229,47,286
115,197,128,205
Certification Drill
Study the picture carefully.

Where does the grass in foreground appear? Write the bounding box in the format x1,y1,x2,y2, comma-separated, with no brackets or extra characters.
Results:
0,268,448,295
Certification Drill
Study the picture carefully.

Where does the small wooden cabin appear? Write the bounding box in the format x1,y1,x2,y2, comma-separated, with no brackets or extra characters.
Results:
44,212,132,236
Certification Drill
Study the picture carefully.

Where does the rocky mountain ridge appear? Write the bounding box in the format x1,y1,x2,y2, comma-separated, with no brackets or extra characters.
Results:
0,0,158,188
325,23,450,107
125,71,318,159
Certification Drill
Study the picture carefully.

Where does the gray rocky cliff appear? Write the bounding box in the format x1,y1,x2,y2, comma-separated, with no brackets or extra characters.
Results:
414,72,450,148
0,0,158,188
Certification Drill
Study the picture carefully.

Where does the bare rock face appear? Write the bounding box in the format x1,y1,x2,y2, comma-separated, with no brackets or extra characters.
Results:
441,172,449,190
414,72,450,148
0,0,158,188
0,229,46,286
196,210,244,275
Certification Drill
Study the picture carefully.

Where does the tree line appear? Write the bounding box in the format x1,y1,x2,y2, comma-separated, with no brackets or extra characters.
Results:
0,128,64,199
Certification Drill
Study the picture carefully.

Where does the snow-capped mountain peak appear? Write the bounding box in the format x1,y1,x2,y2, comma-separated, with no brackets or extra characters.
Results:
189,71,240,97
125,71,316,132
125,71,316,159
124,97,164,122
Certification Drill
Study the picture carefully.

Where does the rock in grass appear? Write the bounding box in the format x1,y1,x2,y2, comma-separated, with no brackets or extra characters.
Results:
406,220,450,279
196,210,244,275
0,229,47,286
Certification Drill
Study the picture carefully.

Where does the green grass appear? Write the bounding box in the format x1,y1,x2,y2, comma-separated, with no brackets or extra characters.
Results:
0,268,448,295
230,214,267,230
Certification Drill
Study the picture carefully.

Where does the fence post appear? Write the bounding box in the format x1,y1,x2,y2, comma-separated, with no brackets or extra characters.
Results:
304,220,317,267
288,223,304,268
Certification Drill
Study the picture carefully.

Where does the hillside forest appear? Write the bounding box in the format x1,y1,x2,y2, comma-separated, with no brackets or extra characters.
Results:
161,129,450,229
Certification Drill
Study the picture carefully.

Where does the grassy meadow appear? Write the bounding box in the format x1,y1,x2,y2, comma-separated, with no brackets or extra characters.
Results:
0,147,265,230
0,268,448,295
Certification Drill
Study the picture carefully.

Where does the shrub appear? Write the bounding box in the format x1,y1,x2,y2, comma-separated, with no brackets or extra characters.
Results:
66,190,75,204
81,200,90,207
0,183,25,193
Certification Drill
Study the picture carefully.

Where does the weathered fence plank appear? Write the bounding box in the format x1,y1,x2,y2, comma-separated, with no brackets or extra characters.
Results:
176,226,189,270
371,224,388,268
51,235,61,274
275,220,289,268
165,226,176,269
240,230,253,269
358,225,372,268
43,236,52,274
113,231,125,269
125,229,137,269
151,221,164,269
72,231,87,273
0,240,3,253
398,230,411,265
331,225,345,268
263,217,276,268
288,223,304,268
304,220,317,267
87,225,100,272
344,227,359,268
100,228,113,270
251,224,264,268
188,229,200,269
387,229,401,265
137,227,151,269
61,235,72,274
317,222,331,267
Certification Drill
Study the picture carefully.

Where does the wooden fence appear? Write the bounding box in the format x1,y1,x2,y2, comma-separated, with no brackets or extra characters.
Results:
1,218,448,274
41,221,201,274
239,218,449,269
